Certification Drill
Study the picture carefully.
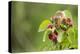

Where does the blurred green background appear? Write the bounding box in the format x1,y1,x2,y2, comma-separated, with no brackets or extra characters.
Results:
11,1,78,52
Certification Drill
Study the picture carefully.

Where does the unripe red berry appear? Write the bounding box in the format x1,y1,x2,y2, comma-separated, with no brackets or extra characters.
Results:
54,30,58,35
66,18,73,27
52,34,57,42
47,24,53,29
48,33,53,40
62,18,66,23
48,32,58,42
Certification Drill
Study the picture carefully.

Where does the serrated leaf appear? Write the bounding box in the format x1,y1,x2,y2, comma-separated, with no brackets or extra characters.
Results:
38,20,52,32
64,10,72,18
61,38,70,49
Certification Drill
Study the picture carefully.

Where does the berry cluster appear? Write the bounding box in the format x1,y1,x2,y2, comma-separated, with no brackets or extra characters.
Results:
47,11,73,43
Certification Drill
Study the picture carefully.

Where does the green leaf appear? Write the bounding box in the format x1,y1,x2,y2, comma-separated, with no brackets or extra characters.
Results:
57,32,64,43
61,38,70,49
43,29,51,42
64,10,72,18
60,24,67,29
67,27,78,49
38,20,52,32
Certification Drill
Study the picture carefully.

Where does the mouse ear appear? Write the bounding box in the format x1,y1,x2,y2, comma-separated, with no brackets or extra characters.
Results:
64,10,72,19
50,16,56,20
